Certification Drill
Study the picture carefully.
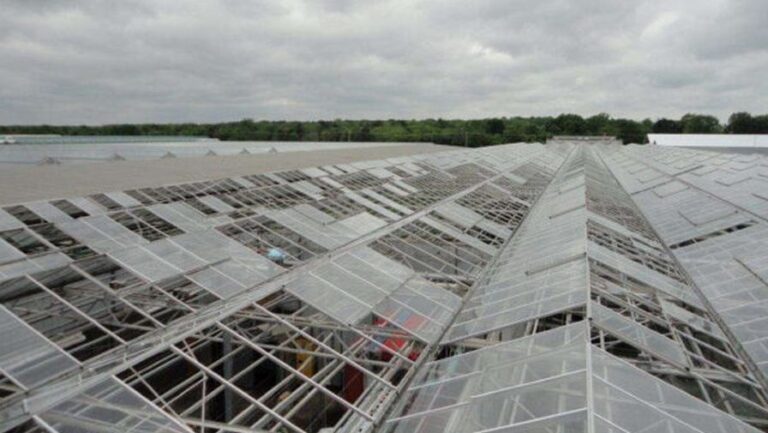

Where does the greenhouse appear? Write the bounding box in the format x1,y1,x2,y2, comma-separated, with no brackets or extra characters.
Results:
1,140,767,433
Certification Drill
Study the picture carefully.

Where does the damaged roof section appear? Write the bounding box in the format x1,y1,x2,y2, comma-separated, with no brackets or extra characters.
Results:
2,141,768,433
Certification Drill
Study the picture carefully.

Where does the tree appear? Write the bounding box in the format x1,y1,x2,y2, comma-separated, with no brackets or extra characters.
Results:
549,114,587,136
105,124,140,135
614,119,648,144
652,118,682,133
356,124,372,141
4,112,757,148
680,114,722,133
485,118,505,135
522,121,547,142
725,112,768,134
754,115,768,134
585,113,612,136
501,122,527,143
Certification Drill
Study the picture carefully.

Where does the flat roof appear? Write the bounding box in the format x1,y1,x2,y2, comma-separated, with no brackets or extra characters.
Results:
0,143,449,205
648,133,768,148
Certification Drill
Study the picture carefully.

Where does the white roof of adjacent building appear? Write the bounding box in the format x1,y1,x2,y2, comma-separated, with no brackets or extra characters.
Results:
649,133,768,148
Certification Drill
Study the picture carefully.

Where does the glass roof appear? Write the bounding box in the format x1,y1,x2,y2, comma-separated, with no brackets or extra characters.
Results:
1,141,767,433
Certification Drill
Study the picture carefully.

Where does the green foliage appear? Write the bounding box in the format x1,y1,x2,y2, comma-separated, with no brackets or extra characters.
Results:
550,114,587,135
585,113,615,136
2,112,763,147
726,112,768,134
485,118,505,135
652,118,682,133
680,113,722,134
614,118,647,144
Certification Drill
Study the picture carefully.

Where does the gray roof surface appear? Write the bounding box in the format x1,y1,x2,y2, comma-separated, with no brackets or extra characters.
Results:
0,143,448,205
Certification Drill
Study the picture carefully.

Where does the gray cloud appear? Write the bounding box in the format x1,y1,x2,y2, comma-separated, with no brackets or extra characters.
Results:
0,0,766,124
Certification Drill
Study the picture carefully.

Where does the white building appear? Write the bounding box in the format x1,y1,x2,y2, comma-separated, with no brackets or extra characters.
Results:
649,133,768,148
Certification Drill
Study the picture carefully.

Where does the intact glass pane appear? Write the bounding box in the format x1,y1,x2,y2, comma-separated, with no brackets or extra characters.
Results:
333,212,387,236
313,263,388,306
288,273,370,325
435,202,483,228
592,347,761,433
83,215,147,247
415,323,587,387
111,247,181,282
0,237,24,262
461,372,586,432
374,297,443,343
0,208,24,231
335,251,406,294
145,239,205,272
351,247,413,281
591,303,687,366
0,306,79,387
147,204,202,232
294,203,335,224
187,267,245,299
198,196,234,213
25,202,73,223
170,231,230,263
58,220,124,253
387,284,454,326
41,377,190,433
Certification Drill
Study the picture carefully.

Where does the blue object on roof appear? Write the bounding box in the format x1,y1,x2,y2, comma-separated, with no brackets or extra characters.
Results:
267,248,286,262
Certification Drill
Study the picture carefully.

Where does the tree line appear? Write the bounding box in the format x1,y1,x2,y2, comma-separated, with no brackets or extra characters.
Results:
2,112,767,147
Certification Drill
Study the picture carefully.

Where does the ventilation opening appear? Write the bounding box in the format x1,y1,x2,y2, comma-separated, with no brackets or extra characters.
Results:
89,193,123,211
0,229,49,256
185,198,218,215
670,221,756,250
111,211,166,241
124,189,155,205
132,209,184,237
51,199,89,219
3,205,45,225
29,223,96,259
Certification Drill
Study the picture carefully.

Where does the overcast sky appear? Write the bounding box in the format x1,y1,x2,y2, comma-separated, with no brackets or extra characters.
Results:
1,0,766,125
